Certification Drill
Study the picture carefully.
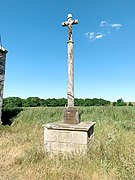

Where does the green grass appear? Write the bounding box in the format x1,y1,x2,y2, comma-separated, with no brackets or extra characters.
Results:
0,106,135,180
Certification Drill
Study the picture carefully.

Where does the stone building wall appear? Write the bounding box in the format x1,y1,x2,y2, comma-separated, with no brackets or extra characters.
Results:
0,48,7,124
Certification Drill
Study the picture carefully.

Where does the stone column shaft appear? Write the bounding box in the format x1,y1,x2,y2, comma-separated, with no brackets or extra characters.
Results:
67,41,74,107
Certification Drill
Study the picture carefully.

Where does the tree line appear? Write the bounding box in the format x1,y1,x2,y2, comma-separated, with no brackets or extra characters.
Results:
2,97,133,109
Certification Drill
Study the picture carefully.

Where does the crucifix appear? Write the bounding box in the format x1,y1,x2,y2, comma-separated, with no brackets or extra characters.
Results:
43,14,96,155
62,14,78,42
62,14,80,124
62,14,78,107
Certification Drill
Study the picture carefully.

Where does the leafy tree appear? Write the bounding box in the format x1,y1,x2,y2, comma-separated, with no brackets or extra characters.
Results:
117,98,124,103
22,99,29,107
113,102,117,106
57,98,67,106
118,102,127,106
45,98,51,107
116,99,127,106
45,98,58,107
92,98,101,106
128,102,133,106
104,100,111,106
49,98,58,107
25,97,41,107
3,97,112,107
75,98,85,106
3,97,22,108
84,98,93,106
40,99,47,106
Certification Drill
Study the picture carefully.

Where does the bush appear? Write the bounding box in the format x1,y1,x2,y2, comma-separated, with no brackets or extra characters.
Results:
1,107,23,125
128,102,133,106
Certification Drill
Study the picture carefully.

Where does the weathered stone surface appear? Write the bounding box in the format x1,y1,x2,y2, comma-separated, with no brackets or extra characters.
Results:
0,46,8,124
67,41,74,107
44,142,88,154
44,129,57,142
62,14,78,108
64,106,80,124
71,131,88,144
43,121,96,155
57,131,71,143
62,14,80,125
44,121,95,131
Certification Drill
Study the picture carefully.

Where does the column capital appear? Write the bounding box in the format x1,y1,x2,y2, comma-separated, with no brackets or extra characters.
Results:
67,41,74,44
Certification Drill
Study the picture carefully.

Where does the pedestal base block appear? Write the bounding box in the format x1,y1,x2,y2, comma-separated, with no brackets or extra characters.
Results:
43,121,96,155
64,107,80,124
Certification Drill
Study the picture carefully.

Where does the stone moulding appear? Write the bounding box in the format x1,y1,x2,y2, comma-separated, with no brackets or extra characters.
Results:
43,121,96,155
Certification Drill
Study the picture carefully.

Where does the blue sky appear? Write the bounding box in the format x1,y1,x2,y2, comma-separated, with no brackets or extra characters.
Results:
1,0,135,102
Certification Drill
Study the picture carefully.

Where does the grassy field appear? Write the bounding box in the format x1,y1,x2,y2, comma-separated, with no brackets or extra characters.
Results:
0,106,135,180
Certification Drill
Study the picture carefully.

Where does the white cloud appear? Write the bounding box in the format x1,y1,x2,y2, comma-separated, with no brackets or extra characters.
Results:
100,21,122,30
100,21,108,27
89,32,95,40
85,32,95,40
85,32,89,37
95,34,103,39
85,32,104,41
110,24,122,30
85,20,122,42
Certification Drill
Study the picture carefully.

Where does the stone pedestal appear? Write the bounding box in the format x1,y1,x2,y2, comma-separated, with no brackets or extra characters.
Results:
64,107,80,124
43,121,96,155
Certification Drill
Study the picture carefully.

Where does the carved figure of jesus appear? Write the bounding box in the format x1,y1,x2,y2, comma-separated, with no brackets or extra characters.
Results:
62,14,78,42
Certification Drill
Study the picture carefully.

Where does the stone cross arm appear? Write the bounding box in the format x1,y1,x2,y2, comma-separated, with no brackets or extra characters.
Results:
62,19,78,27
62,14,78,42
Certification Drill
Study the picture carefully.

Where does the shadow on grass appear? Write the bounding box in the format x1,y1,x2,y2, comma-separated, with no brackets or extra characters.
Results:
1,108,23,125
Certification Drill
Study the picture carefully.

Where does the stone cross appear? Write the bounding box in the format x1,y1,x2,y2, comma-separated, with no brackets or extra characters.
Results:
62,14,78,107
62,14,80,124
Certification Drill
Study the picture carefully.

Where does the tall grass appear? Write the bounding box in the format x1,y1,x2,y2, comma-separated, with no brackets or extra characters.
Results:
0,106,135,180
